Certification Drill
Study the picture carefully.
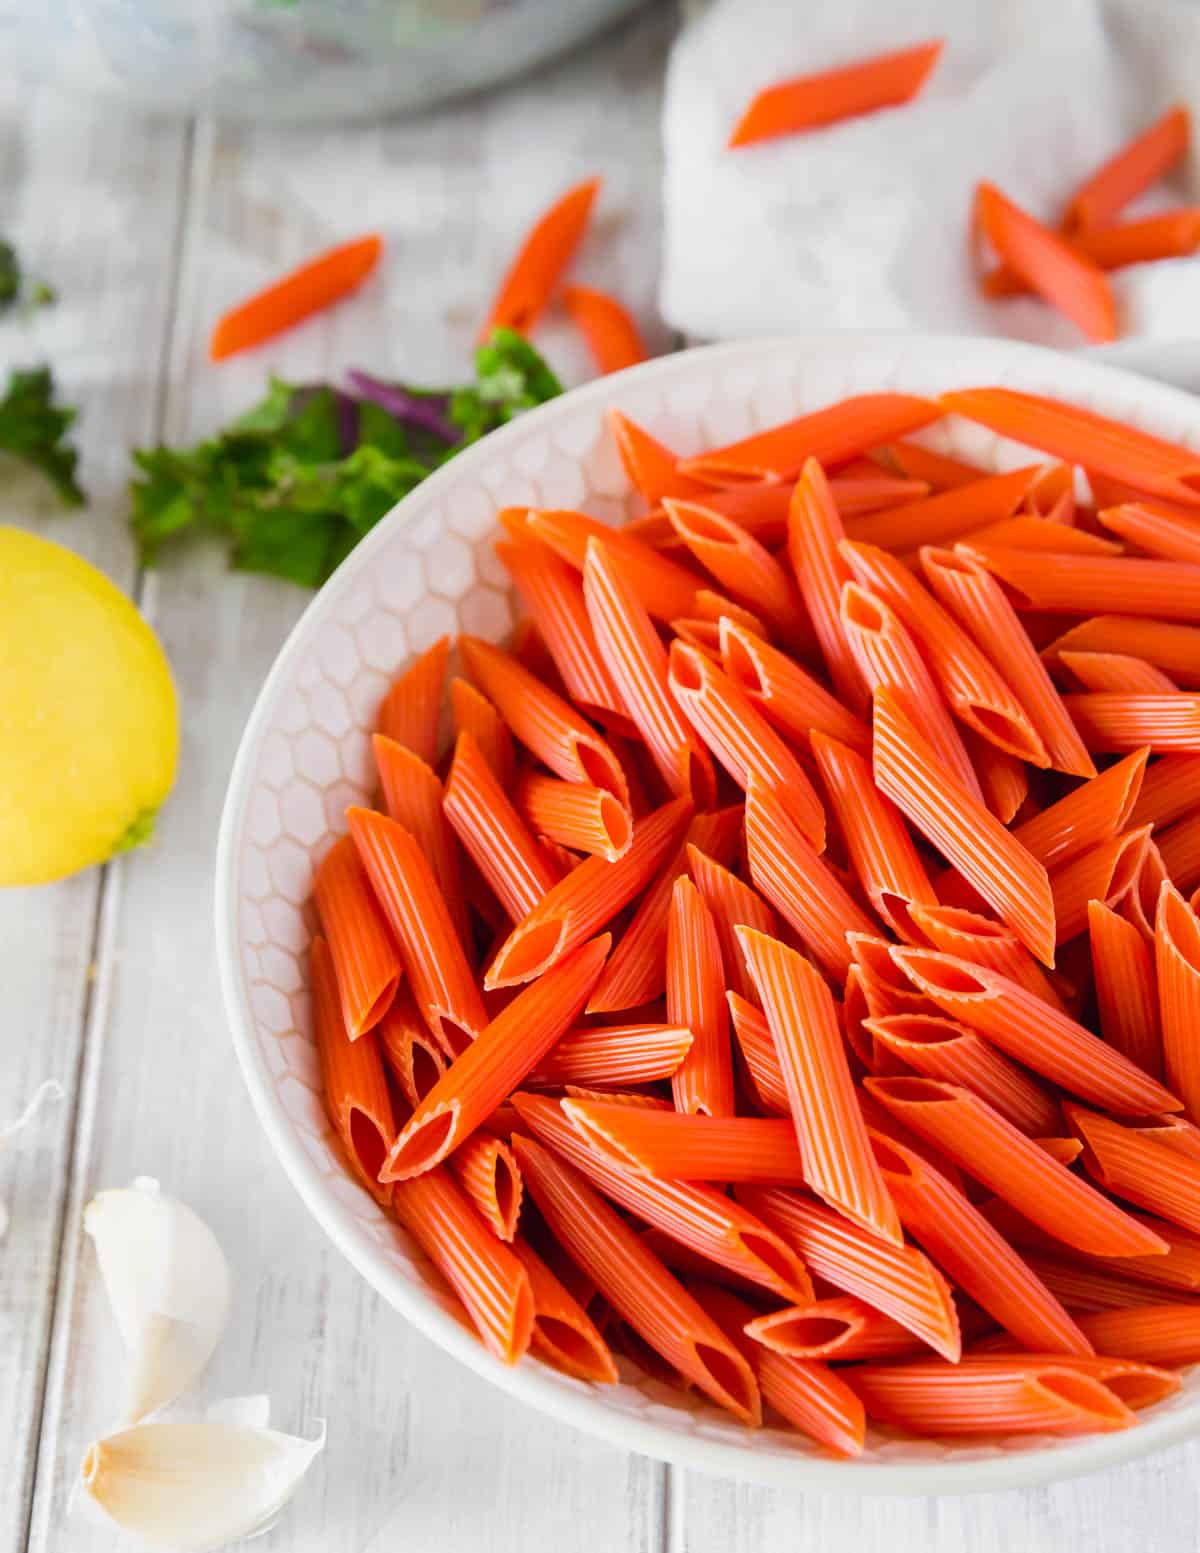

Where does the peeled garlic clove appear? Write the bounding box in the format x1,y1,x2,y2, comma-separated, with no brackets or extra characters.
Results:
0,1079,63,1240
84,1177,231,1423
82,1419,325,1552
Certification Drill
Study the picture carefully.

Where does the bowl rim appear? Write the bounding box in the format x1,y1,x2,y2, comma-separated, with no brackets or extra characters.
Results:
216,331,1200,1494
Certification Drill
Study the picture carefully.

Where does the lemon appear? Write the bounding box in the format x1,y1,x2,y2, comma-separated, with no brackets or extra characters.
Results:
0,526,178,886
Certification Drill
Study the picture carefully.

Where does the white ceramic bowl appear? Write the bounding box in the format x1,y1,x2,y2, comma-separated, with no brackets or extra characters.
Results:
217,332,1200,1493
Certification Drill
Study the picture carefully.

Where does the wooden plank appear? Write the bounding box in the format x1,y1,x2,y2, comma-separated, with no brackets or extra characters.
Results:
0,83,189,1553
25,9,674,1550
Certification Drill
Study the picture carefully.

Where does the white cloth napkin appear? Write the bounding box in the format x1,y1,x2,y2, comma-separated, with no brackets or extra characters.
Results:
661,0,1200,348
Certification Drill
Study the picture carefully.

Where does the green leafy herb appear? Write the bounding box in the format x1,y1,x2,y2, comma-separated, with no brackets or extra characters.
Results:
0,366,84,505
0,239,57,315
130,330,563,588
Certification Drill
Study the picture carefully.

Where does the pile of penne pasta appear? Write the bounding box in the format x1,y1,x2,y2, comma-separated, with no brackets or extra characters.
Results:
308,384,1200,1454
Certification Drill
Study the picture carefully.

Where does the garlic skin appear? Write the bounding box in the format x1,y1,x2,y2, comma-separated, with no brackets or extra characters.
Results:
84,1177,232,1424
0,1079,63,1239
82,1419,326,1552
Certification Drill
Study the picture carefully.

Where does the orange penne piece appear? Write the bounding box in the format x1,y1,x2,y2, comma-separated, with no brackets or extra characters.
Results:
449,1131,523,1242
1131,753,1200,831
1075,1303,1200,1368
787,458,869,714
511,1236,618,1383
449,677,516,790
373,735,471,954
966,732,1029,825
513,1135,760,1423
907,901,1064,1012
443,731,561,923
727,39,942,147
941,388,1200,509
687,844,777,1004
980,1195,1200,1293
697,1284,865,1457
668,641,826,848
1068,1102,1200,1236
377,983,448,1109
1011,747,1148,870
458,634,628,803
744,782,876,983
562,285,647,375
310,936,394,1201
313,833,402,1040
347,807,487,1056
563,1101,805,1184
527,1021,693,1087
881,440,984,490
810,731,936,941
1018,1254,1186,1313
833,472,931,514
665,498,809,650
497,535,630,730
866,1014,1059,1136
967,516,1122,556
850,1358,1138,1437
921,546,1095,777
868,1128,1090,1355
376,635,449,766
1123,838,1171,945
850,933,939,1021
866,1078,1166,1257
845,464,1040,551
843,540,1048,764
986,212,1200,297
1159,808,1200,893
746,1296,924,1361
719,617,871,756
668,876,735,1117
679,395,941,487
1088,899,1162,1079
525,507,707,625
872,690,1056,965
1059,651,1180,694
392,1166,533,1364
1047,620,1200,691
738,1186,960,1361
512,1091,812,1302
383,935,608,1179
964,543,1200,623
481,176,600,337
1157,882,1200,1123
1049,826,1149,946
585,807,740,1014
583,537,716,806
890,944,1179,1115
607,410,708,504
975,182,1117,343
1063,692,1200,753
1098,502,1200,565
1064,106,1191,233
739,927,902,1243
514,769,631,862
728,993,790,1117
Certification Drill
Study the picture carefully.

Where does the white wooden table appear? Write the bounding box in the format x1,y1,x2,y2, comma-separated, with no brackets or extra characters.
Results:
4,8,1200,1550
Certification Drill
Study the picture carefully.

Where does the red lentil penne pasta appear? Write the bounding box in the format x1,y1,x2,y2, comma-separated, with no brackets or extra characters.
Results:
1068,1102,1200,1235
1156,882,1200,1123
686,843,777,1004
882,441,984,491
981,1195,1200,1293
496,536,630,731
1123,839,1171,945
383,935,608,1180
449,1131,523,1242
1018,1255,1188,1313
872,690,1056,964
908,901,1064,1012
849,933,939,1018
481,176,600,338
967,516,1122,556
668,875,735,1117
377,984,449,1109
1098,502,1200,566
562,1101,806,1185
1010,747,1148,869
583,537,717,807
310,937,395,1202
845,464,1041,551
655,472,927,546
1131,753,1200,831
392,1165,534,1364
921,545,1095,777
834,472,932,514
665,498,809,650
744,782,876,982
1076,1303,1200,1367
849,1357,1138,1437
1046,618,1200,688
562,1086,674,1112
511,1236,618,1383
966,733,1030,825
890,945,1179,1114
1059,651,1180,694
739,927,901,1243
868,1128,1091,1355
1064,106,1191,233
719,618,871,756
525,508,709,626
509,617,559,685
668,641,826,848
527,1022,693,1088
865,1014,1060,1136
787,458,870,715
449,677,516,790
1049,826,1151,945
373,734,471,955
866,1078,1167,1257
963,543,1200,622
678,395,942,487
313,834,403,1041
727,39,942,148
974,182,1117,343
1089,900,1163,1079
1158,808,1200,893
985,215,1200,297
1063,692,1200,753
513,769,631,862
728,993,790,1117
811,731,937,942
746,1296,924,1362
941,388,1200,509
348,807,487,1055
512,1091,812,1302
562,284,647,375
585,807,741,1014
376,635,449,765
608,410,708,504
738,1186,961,1361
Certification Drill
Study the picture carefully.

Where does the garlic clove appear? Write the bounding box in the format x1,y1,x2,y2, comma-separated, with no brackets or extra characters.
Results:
84,1177,232,1423
81,1419,325,1552
0,1079,63,1239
